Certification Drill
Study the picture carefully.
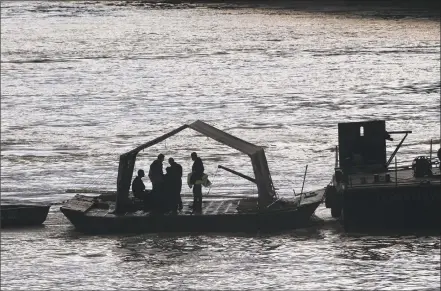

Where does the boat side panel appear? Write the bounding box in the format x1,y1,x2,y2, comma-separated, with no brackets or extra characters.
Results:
342,183,441,231
1,205,51,228
60,203,321,234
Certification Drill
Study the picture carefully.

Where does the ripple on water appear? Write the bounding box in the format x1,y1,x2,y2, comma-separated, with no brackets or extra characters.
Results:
1,1,440,290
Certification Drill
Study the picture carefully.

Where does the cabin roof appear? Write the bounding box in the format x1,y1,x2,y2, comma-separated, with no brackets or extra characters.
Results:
124,120,263,157
115,120,276,212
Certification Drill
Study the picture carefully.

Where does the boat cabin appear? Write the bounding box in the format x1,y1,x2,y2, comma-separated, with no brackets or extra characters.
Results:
336,120,411,173
115,120,278,213
59,120,326,234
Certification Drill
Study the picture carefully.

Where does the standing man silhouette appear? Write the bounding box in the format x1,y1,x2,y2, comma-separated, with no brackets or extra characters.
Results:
167,157,183,212
148,153,165,197
190,152,204,213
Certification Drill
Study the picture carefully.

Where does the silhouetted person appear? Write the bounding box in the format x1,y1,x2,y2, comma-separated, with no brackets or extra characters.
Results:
190,152,204,213
132,169,147,199
160,167,176,213
167,157,183,212
131,169,151,210
149,154,165,197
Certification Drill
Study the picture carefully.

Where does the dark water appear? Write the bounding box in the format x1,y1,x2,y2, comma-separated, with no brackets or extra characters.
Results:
1,1,440,290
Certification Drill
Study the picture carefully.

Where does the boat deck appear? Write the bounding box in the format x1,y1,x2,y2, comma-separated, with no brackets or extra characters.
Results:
345,167,441,189
87,199,245,217
65,189,325,218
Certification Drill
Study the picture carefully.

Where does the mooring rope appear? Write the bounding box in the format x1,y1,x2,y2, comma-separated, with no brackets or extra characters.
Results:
205,166,219,196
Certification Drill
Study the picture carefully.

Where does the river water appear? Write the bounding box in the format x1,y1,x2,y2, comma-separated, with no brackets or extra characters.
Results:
1,1,440,290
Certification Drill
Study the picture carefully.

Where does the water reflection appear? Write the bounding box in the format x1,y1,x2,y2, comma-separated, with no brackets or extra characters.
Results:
114,234,207,266
1,1,440,289
109,225,328,267
337,234,441,262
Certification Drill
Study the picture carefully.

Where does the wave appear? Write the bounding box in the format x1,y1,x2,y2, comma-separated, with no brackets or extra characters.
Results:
1,52,229,64
1,56,114,64
306,48,440,57
0,58,79,64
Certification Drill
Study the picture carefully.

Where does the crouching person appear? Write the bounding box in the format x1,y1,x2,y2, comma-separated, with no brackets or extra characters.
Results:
131,169,152,211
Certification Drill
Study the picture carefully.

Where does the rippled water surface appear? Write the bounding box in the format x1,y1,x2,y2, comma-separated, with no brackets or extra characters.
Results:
1,1,440,290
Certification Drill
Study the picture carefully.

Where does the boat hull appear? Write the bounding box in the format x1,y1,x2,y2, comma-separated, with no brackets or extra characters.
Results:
326,119,441,233
326,172,441,232
1,204,51,228
341,183,441,232
60,201,321,234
